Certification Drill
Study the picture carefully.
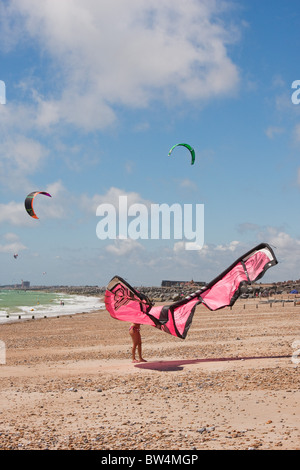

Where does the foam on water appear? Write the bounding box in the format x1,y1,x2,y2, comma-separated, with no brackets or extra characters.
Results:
0,290,105,324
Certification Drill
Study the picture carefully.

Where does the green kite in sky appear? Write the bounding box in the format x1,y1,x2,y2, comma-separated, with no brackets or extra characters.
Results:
168,143,195,165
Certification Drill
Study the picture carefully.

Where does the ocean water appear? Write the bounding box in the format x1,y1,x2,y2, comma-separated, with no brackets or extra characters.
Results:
0,289,105,324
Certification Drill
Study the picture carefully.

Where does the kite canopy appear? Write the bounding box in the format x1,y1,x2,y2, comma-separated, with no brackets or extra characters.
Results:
168,143,195,165
105,243,278,340
24,191,52,219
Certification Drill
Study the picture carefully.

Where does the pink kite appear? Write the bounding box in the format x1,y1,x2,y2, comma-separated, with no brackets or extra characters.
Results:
105,243,277,339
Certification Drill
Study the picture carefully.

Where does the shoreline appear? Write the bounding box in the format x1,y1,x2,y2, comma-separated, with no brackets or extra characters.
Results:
0,290,105,325
0,297,299,450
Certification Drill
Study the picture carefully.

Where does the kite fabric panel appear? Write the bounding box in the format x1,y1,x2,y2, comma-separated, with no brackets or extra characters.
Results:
168,143,195,165
105,243,278,339
24,191,52,219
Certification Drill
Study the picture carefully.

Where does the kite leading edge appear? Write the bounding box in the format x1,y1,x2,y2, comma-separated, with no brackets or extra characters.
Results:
24,191,52,219
105,243,278,340
168,143,195,165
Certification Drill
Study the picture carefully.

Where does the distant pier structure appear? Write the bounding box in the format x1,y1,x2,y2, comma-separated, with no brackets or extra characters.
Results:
161,280,206,288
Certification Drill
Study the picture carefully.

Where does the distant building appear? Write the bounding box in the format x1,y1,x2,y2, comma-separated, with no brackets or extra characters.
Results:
21,280,30,289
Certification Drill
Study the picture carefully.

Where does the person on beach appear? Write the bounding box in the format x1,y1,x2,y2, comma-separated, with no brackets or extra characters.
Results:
129,323,147,363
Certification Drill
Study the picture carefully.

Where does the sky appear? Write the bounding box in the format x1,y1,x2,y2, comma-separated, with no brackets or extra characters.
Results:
1,0,300,287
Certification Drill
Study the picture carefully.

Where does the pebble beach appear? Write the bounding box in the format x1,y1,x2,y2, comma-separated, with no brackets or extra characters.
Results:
0,295,299,450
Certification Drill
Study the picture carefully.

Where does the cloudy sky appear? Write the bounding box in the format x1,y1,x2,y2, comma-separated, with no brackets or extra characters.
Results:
1,0,300,286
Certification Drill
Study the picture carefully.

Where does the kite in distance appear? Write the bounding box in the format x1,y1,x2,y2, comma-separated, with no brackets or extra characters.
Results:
168,143,195,165
105,243,278,340
24,191,52,219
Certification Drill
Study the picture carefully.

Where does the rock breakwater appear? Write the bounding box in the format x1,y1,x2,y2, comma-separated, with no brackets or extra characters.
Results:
23,280,300,303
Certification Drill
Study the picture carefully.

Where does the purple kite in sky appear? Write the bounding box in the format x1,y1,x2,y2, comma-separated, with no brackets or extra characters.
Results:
24,191,52,219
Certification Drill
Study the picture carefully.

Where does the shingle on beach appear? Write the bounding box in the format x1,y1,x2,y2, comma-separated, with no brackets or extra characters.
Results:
0,296,299,450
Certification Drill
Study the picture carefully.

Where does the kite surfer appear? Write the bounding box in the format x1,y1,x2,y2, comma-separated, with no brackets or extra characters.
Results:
129,324,147,363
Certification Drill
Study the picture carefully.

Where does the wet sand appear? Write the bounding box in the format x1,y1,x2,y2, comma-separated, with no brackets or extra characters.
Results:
0,297,299,450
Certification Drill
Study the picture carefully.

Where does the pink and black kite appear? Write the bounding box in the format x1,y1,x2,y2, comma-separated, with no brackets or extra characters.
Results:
105,243,277,339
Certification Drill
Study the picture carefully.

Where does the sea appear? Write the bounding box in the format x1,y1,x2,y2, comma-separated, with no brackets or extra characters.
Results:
0,289,105,324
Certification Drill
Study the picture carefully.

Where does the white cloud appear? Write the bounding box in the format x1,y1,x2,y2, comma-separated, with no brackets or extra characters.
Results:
3,232,20,242
2,0,240,131
265,126,285,139
105,238,144,256
81,186,152,214
254,226,300,281
0,201,31,226
215,240,241,252
0,233,27,254
0,136,48,189
0,241,27,254
41,180,70,219
173,241,186,252
179,178,198,191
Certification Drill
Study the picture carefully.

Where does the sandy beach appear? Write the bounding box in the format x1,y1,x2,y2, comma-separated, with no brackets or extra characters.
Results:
0,296,299,451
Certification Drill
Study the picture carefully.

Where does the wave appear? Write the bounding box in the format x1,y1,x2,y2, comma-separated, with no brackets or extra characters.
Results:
0,292,105,324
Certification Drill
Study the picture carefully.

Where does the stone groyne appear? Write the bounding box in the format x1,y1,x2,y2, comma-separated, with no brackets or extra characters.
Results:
23,283,283,303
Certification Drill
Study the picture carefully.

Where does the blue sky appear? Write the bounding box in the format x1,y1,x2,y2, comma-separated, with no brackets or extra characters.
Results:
1,0,300,286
